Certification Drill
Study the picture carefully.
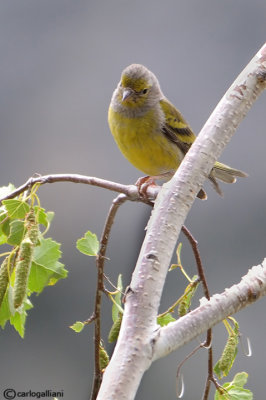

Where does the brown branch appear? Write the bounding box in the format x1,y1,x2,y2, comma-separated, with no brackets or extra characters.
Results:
181,226,210,300
90,194,128,400
181,226,215,399
203,342,213,400
0,173,158,205
176,343,202,396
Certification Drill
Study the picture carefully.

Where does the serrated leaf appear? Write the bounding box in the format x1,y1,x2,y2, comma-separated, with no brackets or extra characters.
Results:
215,372,252,400
34,206,54,228
70,321,85,333
7,220,25,245
2,199,30,219
33,237,62,268
27,238,67,293
28,238,67,294
29,261,67,293
232,372,248,387
157,313,176,326
76,231,99,256
10,307,26,338
10,299,33,338
28,262,50,293
215,386,252,400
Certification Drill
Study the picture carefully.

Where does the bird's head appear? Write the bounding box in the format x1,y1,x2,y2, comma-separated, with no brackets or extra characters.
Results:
115,64,162,112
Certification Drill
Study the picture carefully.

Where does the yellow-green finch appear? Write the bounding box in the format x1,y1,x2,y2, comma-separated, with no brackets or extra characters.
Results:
108,64,247,199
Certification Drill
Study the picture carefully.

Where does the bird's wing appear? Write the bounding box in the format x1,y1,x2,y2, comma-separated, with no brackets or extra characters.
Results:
159,98,208,200
160,98,196,155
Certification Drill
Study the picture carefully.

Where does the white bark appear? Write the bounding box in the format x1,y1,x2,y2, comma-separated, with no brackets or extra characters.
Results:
97,43,266,400
153,261,266,361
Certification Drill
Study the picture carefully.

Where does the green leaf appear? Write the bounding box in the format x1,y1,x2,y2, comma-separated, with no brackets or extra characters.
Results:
46,211,55,224
215,372,252,400
10,307,26,338
28,261,67,293
0,214,9,243
0,291,10,328
2,199,30,219
34,206,54,228
10,299,33,338
108,312,123,343
28,262,50,293
76,231,99,256
157,313,176,326
69,321,85,333
33,237,62,269
0,287,32,338
0,233,7,245
28,238,67,294
1,217,10,237
231,371,248,387
7,220,25,245
112,274,123,322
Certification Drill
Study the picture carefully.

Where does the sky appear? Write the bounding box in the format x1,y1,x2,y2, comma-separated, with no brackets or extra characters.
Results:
0,1,265,399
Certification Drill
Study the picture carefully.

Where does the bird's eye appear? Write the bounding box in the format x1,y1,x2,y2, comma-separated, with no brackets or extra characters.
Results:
142,88,148,94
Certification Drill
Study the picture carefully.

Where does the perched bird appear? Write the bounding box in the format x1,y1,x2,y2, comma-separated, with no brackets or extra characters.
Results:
108,64,247,199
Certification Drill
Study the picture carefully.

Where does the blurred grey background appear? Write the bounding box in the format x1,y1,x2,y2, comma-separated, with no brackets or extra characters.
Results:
0,1,265,399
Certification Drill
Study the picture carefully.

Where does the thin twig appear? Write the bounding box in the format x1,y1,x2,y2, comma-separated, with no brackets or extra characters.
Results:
181,226,210,300
90,193,128,400
0,173,158,204
176,343,202,396
202,339,213,400
181,226,215,400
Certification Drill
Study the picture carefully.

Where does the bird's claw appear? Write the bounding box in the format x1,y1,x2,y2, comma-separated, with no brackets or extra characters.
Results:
135,176,158,198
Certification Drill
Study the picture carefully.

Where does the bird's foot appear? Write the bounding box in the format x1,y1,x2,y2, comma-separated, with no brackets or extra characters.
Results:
135,176,158,198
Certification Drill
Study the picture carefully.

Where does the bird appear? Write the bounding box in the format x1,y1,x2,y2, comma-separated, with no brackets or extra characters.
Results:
108,63,247,199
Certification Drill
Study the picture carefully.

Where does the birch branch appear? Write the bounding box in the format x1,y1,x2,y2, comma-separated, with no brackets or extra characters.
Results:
97,43,266,400
153,261,266,361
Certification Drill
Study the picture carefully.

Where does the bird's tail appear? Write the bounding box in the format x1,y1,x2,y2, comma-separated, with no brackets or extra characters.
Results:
209,161,248,196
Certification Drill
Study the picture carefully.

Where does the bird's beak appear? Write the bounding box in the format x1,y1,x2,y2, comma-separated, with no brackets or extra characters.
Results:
122,88,133,102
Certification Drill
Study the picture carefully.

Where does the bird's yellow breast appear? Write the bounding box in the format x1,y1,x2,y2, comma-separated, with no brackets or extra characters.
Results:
108,106,183,176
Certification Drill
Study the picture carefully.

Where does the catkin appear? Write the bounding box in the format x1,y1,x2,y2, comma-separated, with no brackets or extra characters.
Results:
25,208,39,245
219,334,238,374
108,312,123,343
178,281,199,317
99,345,110,371
0,254,15,307
13,238,33,308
